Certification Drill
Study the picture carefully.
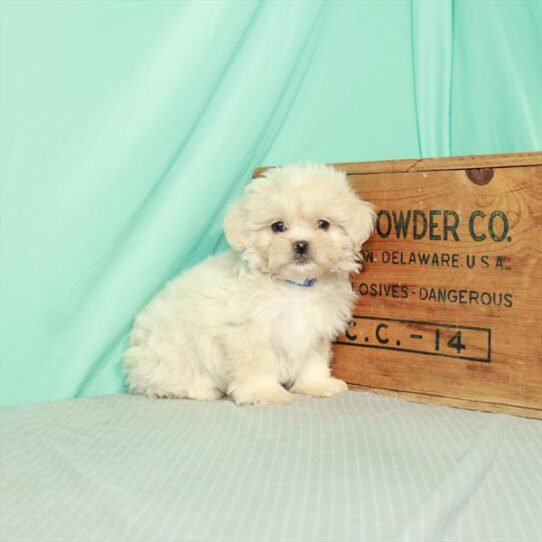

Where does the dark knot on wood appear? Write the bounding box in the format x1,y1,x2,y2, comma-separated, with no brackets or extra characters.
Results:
466,168,494,185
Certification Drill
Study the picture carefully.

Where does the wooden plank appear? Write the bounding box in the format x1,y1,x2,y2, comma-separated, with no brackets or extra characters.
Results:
331,161,542,419
346,385,542,419
253,151,542,178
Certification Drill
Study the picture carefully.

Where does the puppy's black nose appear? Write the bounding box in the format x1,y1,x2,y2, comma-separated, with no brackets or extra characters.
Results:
293,240,309,255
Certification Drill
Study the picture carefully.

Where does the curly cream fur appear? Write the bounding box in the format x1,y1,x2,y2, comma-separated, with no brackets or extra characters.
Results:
124,164,375,405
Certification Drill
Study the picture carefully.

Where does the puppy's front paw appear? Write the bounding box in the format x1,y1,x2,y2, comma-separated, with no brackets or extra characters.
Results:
230,382,296,406
292,377,348,398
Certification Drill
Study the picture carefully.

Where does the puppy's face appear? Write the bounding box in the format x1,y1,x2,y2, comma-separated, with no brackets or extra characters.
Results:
225,164,375,281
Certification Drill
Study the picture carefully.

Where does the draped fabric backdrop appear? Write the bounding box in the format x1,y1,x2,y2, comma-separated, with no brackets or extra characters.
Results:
1,0,541,406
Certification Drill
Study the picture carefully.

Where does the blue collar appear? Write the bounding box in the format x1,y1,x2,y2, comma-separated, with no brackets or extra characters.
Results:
285,278,317,288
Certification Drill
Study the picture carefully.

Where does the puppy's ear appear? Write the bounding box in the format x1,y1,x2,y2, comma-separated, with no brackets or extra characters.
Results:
347,199,376,249
224,199,248,251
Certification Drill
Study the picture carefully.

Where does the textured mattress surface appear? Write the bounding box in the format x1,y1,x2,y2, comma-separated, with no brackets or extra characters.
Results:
1,392,541,542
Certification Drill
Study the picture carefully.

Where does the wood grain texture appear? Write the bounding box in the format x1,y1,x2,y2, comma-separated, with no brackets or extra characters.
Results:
254,152,542,178
346,384,542,419
335,159,542,418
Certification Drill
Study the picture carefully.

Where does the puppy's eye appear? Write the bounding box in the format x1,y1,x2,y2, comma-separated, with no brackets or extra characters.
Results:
317,219,330,231
271,221,286,233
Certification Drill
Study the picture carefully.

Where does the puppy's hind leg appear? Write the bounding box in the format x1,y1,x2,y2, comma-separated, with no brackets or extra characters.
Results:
125,343,194,400
138,377,222,401
228,380,295,405
186,382,224,401
143,386,189,400
144,362,223,401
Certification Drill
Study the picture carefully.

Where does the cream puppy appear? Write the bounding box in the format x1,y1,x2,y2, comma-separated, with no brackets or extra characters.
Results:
124,164,375,405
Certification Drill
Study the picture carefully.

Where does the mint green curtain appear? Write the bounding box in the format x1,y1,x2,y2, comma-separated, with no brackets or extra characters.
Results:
1,0,541,406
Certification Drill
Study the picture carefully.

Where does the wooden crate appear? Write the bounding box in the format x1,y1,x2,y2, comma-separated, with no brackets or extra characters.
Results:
256,152,542,418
